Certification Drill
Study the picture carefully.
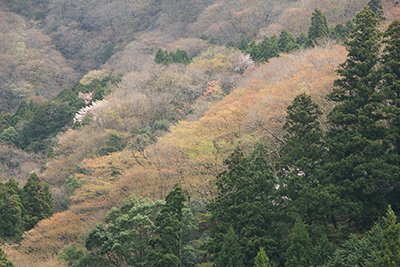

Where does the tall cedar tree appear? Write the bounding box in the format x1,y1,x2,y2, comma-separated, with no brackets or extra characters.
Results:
381,19,400,210
368,0,386,21
0,178,23,241
285,218,312,267
254,247,271,267
325,6,389,231
278,94,328,227
377,205,400,266
206,145,277,266
150,184,186,267
155,48,165,64
279,93,324,178
307,8,329,47
278,28,297,53
214,228,244,267
22,172,54,231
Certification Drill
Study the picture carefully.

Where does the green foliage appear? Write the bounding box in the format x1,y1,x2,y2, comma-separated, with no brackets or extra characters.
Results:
307,8,329,47
279,93,324,177
154,49,190,65
0,247,14,267
377,205,400,266
285,218,312,267
214,228,244,267
277,94,328,228
324,6,390,231
150,184,197,267
206,145,277,266
155,48,166,64
310,236,337,267
98,133,124,156
0,182,23,241
22,172,54,231
245,36,279,62
278,29,298,53
325,223,383,266
368,0,385,21
381,19,400,187
0,127,19,146
64,176,83,189
0,175,53,241
254,247,271,267
84,192,197,267
85,195,163,266
296,31,307,47
238,37,249,51
58,243,85,264
4,76,117,153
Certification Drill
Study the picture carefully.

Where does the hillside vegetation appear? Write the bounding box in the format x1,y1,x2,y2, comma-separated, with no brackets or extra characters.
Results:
0,0,399,266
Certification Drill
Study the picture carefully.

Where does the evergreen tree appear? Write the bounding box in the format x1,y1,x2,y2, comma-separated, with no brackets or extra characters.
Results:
278,94,327,227
325,6,388,230
332,23,346,40
310,236,337,267
0,127,19,146
2,195,23,241
257,37,278,62
307,8,329,47
155,48,165,64
269,34,279,53
377,205,400,267
206,145,277,266
344,18,354,37
368,0,386,21
381,20,400,197
296,31,307,47
214,228,244,267
150,184,187,267
284,218,312,267
279,93,324,178
0,248,14,267
278,28,295,53
254,247,271,267
238,37,249,51
326,227,382,267
245,40,258,61
22,172,53,231
14,99,29,119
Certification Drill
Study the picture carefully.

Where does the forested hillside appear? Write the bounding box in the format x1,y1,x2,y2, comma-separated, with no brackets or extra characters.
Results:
0,0,400,266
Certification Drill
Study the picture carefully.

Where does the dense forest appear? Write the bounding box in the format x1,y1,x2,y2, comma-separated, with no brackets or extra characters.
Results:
0,0,400,266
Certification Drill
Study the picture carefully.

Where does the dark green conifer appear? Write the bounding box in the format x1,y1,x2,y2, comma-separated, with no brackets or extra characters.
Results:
155,48,165,64
332,23,346,40
238,37,249,51
296,31,307,47
278,28,295,53
257,37,277,62
214,228,244,267
254,247,271,267
279,93,324,180
381,19,400,160
368,0,386,21
377,205,400,266
14,99,29,119
22,172,53,231
285,219,312,267
325,6,389,230
307,8,329,47
150,184,186,267
206,145,277,266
